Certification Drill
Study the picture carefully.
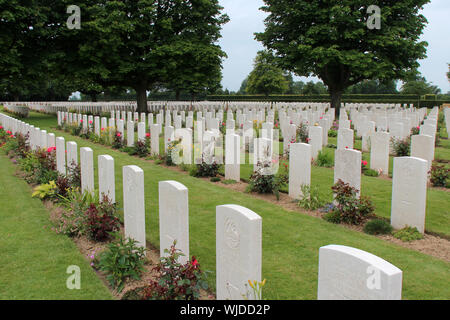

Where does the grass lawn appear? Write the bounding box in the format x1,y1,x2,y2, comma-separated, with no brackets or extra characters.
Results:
0,152,112,299
5,110,449,299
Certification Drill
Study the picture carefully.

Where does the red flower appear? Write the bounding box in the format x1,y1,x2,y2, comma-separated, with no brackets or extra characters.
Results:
345,146,348,149
116,132,121,137
80,119,83,123
362,160,368,166
191,256,198,267
0,126,3,130
145,133,150,138
89,120,93,124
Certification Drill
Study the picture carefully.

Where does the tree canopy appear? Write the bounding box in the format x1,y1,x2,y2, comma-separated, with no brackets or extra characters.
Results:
255,0,430,117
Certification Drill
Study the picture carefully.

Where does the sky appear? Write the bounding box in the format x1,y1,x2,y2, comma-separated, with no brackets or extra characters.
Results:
217,0,450,93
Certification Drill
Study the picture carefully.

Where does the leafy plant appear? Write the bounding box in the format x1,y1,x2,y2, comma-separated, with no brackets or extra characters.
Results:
67,160,81,188
32,181,57,200
195,161,220,177
98,236,147,292
85,195,121,242
393,226,424,242
363,219,393,235
298,184,325,210
112,131,123,149
243,279,266,300
326,179,375,225
296,122,309,143
390,137,410,157
247,161,288,200
141,241,208,300
315,150,333,167
429,164,449,188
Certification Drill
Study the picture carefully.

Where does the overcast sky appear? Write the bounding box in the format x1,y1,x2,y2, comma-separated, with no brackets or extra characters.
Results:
217,0,450,93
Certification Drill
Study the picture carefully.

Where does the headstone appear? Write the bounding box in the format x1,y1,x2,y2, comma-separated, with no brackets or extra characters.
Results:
370,131,389,175
216,204,262,300
66,141,78,168
289,143,312,199
123,165,146,247
225,134,240,181
410,134,434,172
80,147,94,195
337,128,354,150
127,120,134,147
317,245,402,300
308,126,323,160
98,155,115,203
391,157,427,233
334,149,362,197
56,137,66,175
159,181,189,264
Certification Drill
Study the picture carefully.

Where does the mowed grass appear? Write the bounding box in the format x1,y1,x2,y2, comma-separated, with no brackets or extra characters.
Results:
9,110,450,300
0,153,112,299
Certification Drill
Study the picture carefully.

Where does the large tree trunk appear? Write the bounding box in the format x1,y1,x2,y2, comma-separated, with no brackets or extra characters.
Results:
175,89,181,101
330,89,343,120
135,82,148,113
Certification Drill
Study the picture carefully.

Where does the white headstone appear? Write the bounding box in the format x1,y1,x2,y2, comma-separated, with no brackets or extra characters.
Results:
80,147,94,195
391,157,427,233
289,143,312,199
159,181,189,264
334,149,362,197
317,245,402,300
98,155,115,203
123,165,146,247
216,204,262,300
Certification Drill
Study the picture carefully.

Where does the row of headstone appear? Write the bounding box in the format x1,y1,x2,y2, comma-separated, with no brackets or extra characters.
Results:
0,112,408,300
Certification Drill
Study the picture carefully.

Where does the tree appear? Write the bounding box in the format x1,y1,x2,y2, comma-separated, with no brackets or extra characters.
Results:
72,0,228,112
302,81,328,95
401,77,441,95
238,77,249,95
246,50,289,96
255,0,430,118
346,79,398,94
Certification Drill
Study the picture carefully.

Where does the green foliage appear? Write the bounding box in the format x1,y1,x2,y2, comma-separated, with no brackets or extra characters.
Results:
363,219,393,235
210,177,220,182
429,164,449,188
55,188,99,237
327,180,375,225
222,179,237,185
297,185,325,211
323,210,342,224
296,122,309,143
401,77,441,95
315,150,333,168
98,236,147,293
194,161,220,178
390,137,411,157
247,161,289,200
255,0,430,116
328,130,337,137
85,195,121,242
363,168,380,177
18,149,58,185
246,51,289,96
141,241,208,300
32,181,57,200
393,226,424,242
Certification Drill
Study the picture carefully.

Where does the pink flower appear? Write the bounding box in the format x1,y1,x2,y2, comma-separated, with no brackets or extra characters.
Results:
146,133,150,138
0,126,3,130
362,160,368,166
192,256,198,267
80,119,83,123
345,146,348,149
116,132,121,137
89,120,93,124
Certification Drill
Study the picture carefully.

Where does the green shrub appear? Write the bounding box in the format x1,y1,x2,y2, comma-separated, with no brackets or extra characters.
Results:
85,195,121,242
247,161,289,200
429,164,449,188
210,177,220,182
390,137,410,156
327,179,375,225
141,241,208,300
393,226,424,242
363,219,393,235
328,130,337,137
222,179,237,184
296,123,309,143
32,181,58,200
315,150,333,167
323,210,342,224
298,184,325,210
363,168,379,177
98,236,147,292
194,161,220,177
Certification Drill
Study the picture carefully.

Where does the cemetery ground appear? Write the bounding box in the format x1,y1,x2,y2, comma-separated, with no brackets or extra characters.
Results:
1,109,449,300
